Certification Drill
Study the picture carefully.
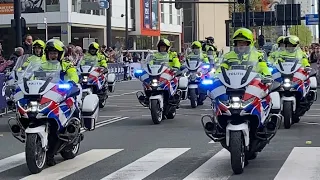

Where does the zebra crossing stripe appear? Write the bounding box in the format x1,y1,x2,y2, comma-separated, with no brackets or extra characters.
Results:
274,147,320,180
183,149,232,180
101,148,190,180
20,149,123,180
0,152,25,173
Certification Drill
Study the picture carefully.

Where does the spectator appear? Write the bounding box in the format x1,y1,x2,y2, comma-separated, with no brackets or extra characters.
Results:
9,47,24,68
123,52,132,81
107,47,115,63
22,34,33,54
100,45,108,58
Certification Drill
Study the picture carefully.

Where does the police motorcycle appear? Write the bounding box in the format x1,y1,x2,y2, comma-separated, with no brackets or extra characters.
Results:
271,47,317,129
8,62,99,174
135,53,183,124
200,47,282,174
77,58,115,108
179,56,211,108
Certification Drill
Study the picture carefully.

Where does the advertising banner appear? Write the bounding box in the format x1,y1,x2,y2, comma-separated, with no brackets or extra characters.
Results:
140,0,160,36
0,0,45,13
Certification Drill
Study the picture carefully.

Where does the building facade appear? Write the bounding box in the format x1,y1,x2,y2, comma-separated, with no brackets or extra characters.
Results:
0,0,182,54
181,0,229,51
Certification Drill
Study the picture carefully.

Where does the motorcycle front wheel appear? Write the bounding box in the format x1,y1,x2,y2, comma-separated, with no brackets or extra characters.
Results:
189,88,197,108
25,134,46,174
150,99,162,124
283,101,293,129
229,131,245,175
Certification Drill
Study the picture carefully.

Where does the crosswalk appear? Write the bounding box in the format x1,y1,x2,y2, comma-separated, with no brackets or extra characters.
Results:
0,146,319,180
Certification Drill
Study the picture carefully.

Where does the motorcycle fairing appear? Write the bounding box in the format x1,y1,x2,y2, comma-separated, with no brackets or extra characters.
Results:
210,72,271,125
139,67,178,96
15,84,77,131
80,67,105,89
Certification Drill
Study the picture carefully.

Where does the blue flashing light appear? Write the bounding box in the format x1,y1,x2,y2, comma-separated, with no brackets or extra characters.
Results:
201,79,214,85
268,67,274,73
58,83,71,90
135,69,143,74
202,64,210,69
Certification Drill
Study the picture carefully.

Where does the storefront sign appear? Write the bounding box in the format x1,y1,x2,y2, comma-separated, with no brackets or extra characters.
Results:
0,3,13,14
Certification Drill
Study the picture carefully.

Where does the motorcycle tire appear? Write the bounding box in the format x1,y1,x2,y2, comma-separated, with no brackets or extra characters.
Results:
25,134,46,174
230,131,245,175
60,142,80,160
166,108,176,119
283,101,293,129
189,88,197,108
150,99,162,124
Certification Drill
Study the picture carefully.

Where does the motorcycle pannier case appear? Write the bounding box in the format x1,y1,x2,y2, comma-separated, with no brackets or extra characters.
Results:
107,73,116,93
178,76,188,100
82,94,99,130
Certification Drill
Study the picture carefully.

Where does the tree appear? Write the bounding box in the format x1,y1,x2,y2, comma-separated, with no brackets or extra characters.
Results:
289,25,313,46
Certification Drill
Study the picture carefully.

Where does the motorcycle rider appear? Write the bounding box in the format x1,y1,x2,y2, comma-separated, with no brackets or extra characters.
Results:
22,40,46,68
268,36,286,63
138,38,181,104
187,41,209,63
40,39,80,166
82,42,107,68
217,28,271,76
277,35,310,68
206,45,217,65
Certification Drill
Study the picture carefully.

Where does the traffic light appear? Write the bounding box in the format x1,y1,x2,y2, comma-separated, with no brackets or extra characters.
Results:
237,0,245,4
175,0,183,10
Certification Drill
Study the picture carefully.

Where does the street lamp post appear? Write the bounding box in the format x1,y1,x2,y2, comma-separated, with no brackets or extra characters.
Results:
14,0,22,47
44,17,48,41
125,0,129,49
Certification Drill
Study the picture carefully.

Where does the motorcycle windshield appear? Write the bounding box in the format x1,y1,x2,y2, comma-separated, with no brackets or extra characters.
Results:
12,54,30,71
273,47,302,75
21,62,62,84
79,56,99,68
144,53,169,76
185,55,202,71
217,46,260,89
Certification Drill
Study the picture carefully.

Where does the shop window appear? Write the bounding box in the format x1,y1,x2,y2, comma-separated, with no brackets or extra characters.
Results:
46,0,60,12
169,0,173,24
160,3,165,23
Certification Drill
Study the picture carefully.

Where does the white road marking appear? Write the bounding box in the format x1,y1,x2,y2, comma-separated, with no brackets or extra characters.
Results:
274,147,320,180
183,149,232,180
101,148,190,180
109,91,139,98
208,140,216,144
0,153,25,173
21,149,123,180
81,117,129,133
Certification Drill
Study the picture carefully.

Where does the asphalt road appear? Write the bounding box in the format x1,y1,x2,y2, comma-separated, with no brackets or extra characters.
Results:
0,80,320,180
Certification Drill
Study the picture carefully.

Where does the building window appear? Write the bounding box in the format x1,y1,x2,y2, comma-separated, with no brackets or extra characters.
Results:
161,3,165,23
46,0,59,12
169,0,173,24
177,9,181,25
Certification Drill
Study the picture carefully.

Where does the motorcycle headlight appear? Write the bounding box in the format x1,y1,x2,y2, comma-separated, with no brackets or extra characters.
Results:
29,101,39,112
151,79,159,87
231,97,241,109
283,78,291,88
83,76,88,82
